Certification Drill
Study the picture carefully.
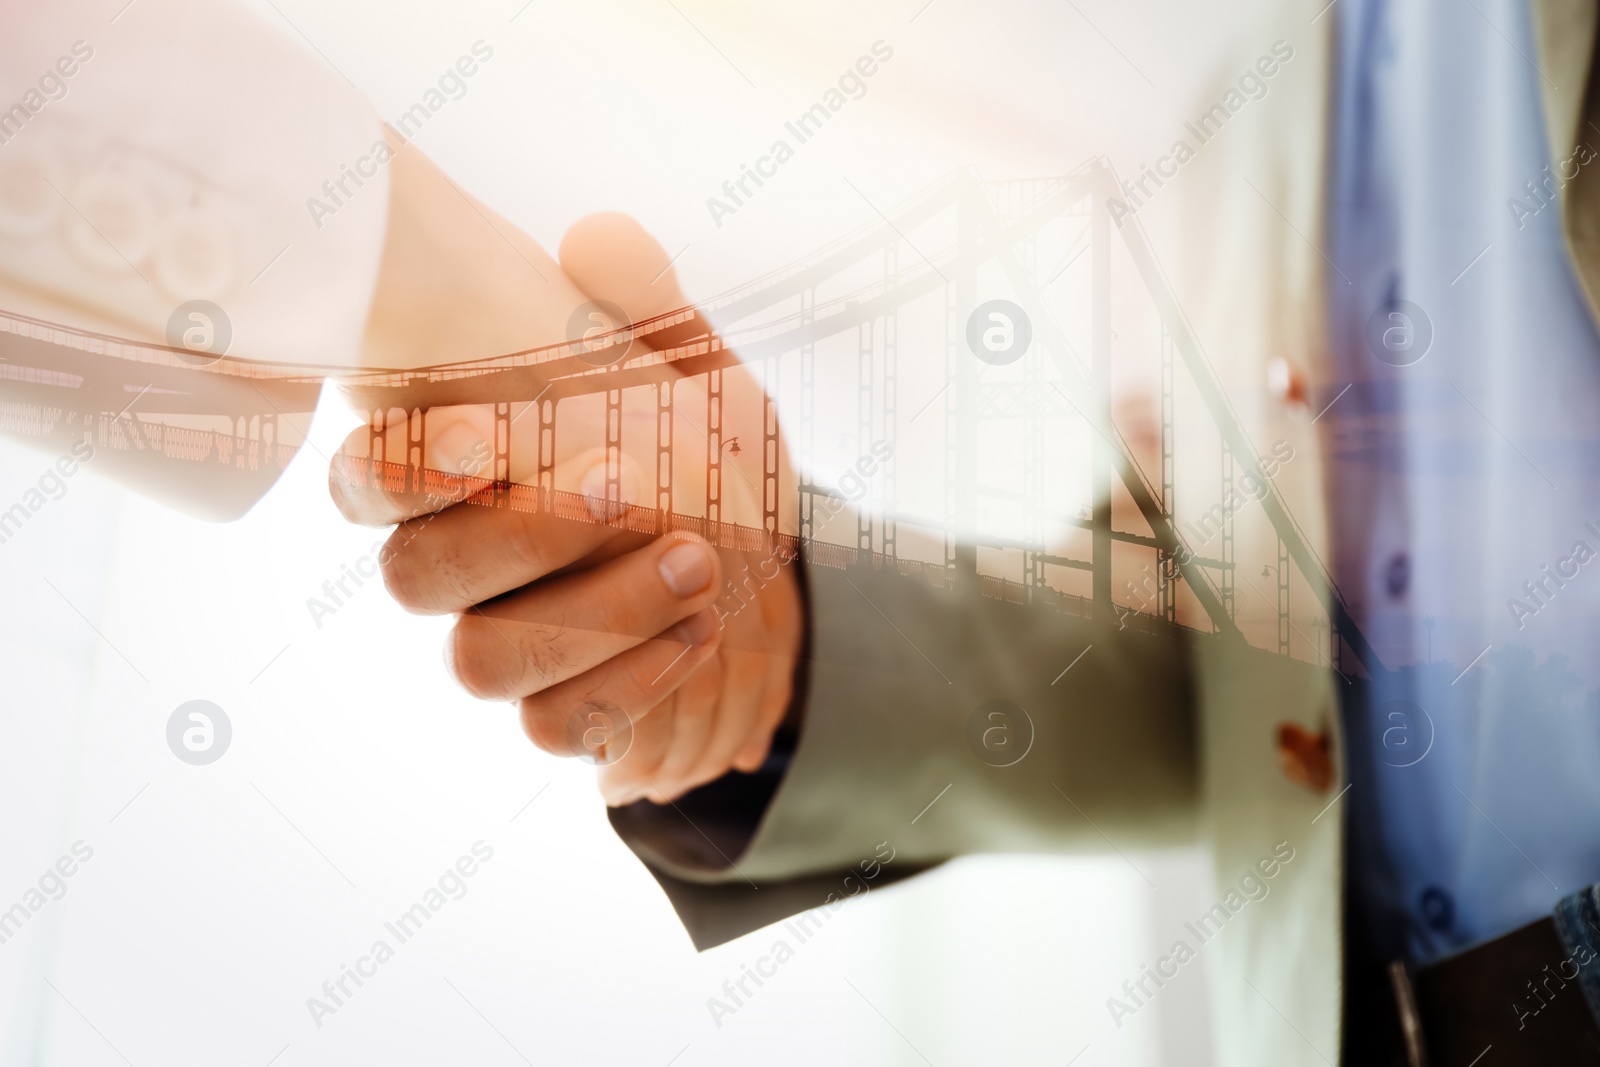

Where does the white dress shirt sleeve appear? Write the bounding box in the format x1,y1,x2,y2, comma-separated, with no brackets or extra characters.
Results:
0,0,389,367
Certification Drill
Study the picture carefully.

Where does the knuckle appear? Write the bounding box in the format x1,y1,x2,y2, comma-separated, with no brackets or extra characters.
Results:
458,613,573,700
327,462,360,520
431,551,479,613
651,746,703,788
517,624,571,692
446,618,527,700
519,700,568,754
379,538,428,613
381,518,481,615
670,685,715,725
501,516,553,581
668,764,713,796
328,470,383,527
644,781,683,805
619,739,666,784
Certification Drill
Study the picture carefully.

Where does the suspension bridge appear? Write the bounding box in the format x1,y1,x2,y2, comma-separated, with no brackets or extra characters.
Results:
0,158,1379,674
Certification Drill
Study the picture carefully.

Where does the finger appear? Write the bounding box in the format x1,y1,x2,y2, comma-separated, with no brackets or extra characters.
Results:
332,405,663,528
560,213,693,325
335,213,694,528
636,661,725,804
561,217,757,478
447,534,721,701
329,404,500,527
728,561,804,769
516,607,719,757
661,646,769,800
595,693,677,807
731,653,796,772
641,657,723,798
379,501,648,616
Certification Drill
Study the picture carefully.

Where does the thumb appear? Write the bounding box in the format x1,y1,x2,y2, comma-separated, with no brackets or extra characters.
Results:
557,213,697,339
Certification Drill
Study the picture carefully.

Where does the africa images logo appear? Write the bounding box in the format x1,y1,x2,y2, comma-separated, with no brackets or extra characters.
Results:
965,299,1032,365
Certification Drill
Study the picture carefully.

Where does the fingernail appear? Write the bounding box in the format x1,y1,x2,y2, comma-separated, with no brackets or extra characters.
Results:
658,541,712,598
670,608,717,646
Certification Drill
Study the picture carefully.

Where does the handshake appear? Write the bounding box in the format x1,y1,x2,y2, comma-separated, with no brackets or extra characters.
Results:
329,143,804,808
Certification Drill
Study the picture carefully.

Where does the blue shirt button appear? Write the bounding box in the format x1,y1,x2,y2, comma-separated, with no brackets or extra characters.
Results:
1385,552,1411,599
1419,886,1455,931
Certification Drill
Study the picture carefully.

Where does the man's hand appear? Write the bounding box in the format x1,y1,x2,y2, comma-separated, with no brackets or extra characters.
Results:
333,146,804,805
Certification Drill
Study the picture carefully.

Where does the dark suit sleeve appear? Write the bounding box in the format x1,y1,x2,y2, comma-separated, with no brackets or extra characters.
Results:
609,555,1199,950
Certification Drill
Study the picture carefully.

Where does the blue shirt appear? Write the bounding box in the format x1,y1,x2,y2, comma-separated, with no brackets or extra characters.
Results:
1329,0,1600,963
